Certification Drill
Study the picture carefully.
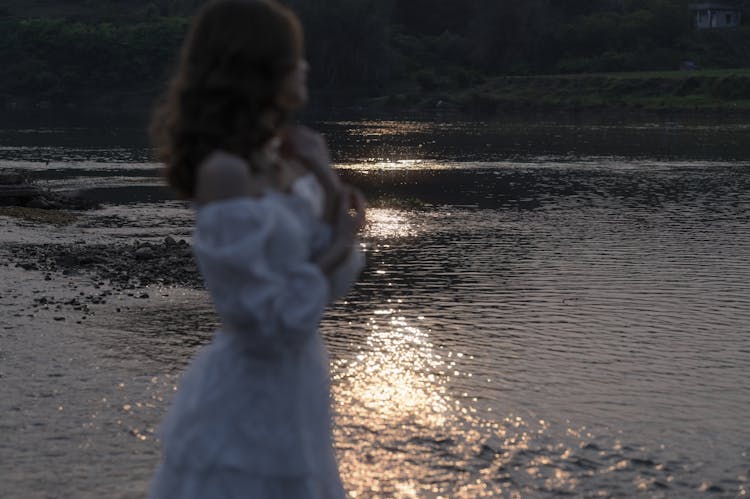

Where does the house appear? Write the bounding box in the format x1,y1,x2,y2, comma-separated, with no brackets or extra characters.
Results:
689,3,742,28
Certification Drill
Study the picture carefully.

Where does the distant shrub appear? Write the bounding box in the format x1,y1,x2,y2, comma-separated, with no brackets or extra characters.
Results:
466,91,498,114
450,68,472,89
674,77,702,97
415,70,438,92
711,75,750,99
0,17,189,102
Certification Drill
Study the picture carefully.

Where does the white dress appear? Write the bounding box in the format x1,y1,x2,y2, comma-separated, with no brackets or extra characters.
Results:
150,174,363,499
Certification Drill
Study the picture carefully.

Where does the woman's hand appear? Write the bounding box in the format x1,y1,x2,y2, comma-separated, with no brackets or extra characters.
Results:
279,126,331,171
314,186,366,276
334,185,366,235
280,126,341,223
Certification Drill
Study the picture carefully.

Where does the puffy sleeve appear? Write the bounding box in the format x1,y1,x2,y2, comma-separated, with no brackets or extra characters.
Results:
192,197,330,350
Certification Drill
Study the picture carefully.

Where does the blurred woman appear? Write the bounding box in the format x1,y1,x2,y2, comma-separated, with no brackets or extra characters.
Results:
148,1,365,497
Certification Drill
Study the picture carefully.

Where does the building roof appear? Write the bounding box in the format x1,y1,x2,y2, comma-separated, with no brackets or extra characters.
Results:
689,2,742,10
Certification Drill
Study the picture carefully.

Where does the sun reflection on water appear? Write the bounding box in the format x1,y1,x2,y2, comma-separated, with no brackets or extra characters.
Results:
334,311,450,427
363,208,418,239
332,309,510,497
332,309,457,497
334,120,436,137
336,159,428,171
330,306,609,497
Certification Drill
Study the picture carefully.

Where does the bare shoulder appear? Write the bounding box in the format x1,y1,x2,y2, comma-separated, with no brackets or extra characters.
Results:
195,151,263,204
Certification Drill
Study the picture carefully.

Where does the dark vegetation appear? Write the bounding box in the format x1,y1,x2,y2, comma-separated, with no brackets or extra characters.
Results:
2,0,750,115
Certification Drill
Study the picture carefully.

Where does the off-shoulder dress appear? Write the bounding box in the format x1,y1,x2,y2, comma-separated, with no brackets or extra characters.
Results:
149,174,363,498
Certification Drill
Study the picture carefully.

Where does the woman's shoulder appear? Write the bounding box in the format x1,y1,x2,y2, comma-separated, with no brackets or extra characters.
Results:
194,151,265,206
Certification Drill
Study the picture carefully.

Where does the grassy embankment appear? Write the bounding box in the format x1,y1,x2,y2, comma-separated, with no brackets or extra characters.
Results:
383,69,750,115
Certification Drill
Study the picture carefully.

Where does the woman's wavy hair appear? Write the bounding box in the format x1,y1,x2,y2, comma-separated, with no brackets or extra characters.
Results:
150,0,304,198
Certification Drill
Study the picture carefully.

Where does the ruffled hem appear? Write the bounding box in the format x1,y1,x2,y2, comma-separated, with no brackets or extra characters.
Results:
156,332,334,476
150,462,345,499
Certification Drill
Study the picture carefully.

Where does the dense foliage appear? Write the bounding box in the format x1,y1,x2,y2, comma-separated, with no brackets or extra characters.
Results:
1,0,749,109
0,18,188,103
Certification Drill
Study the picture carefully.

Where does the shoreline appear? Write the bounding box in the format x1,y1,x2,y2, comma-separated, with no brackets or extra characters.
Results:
2,104,749,136
5,69,750,127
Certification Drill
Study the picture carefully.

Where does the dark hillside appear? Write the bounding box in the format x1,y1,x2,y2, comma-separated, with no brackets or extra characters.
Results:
0,0,202,19
2,0,750,117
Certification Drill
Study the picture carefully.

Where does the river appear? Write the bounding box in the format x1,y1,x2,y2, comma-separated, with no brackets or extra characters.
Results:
1,118,748,497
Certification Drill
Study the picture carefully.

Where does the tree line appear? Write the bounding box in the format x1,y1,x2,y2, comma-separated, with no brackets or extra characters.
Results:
1,0,749,108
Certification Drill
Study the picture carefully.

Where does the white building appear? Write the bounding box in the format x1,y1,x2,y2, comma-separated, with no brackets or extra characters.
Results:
689,3,742,28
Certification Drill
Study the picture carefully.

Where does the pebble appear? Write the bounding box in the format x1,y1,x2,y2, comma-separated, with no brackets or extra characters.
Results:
6,239,202,316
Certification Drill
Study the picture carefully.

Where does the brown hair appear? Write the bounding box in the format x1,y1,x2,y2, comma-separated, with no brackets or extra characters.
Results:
150,0,304,198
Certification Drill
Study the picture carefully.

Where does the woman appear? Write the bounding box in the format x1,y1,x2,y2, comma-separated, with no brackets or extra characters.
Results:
148,1,364,497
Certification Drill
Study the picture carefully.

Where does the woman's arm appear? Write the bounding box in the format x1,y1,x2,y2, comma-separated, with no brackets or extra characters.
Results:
278,126,366,279
314,186,366,276
279,126,342,223
194,151,265,205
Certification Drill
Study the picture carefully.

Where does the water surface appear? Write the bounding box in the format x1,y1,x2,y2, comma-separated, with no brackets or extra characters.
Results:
1,119,748,497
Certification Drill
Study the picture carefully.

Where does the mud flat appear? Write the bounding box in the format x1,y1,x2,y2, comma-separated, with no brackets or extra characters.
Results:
1,172,99,211
7,237,200,291
0,199,216,498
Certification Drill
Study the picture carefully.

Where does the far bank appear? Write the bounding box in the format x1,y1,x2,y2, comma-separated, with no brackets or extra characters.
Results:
365,69,750,117
5,69,750,127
